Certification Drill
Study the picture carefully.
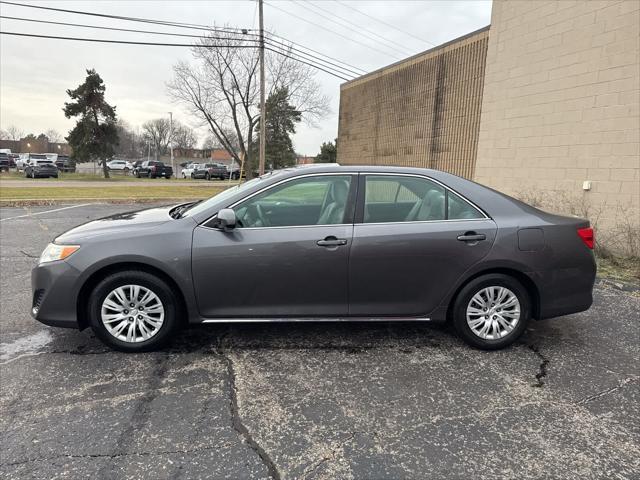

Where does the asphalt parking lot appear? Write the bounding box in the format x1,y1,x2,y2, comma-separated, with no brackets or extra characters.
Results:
1,203,638,479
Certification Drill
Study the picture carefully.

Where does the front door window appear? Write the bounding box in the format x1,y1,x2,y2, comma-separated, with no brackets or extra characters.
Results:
234,175,353,228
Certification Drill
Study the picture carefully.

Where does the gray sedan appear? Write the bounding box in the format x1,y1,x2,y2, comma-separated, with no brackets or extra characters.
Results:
31,165,596,351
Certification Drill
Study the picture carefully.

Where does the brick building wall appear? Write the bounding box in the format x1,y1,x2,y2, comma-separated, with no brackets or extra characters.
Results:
337,27,489,179
475,0,639,251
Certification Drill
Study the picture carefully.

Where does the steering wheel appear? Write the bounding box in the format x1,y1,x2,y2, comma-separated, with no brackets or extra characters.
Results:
255,203,270,227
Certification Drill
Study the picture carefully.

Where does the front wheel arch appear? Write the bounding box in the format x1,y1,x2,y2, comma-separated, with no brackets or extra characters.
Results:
446,268,540,322
77,262,189,331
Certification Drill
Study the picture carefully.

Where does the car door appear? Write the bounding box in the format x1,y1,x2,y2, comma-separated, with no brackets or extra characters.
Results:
348,174,497,317
191,173,357,318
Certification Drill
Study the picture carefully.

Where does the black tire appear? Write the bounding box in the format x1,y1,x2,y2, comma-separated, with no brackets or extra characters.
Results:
88,270,181,352
452,273,530,350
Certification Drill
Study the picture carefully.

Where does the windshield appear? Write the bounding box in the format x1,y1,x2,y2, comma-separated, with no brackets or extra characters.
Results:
181,172,282,218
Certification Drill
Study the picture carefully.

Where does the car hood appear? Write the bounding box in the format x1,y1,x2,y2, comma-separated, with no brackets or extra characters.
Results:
55,205,176,243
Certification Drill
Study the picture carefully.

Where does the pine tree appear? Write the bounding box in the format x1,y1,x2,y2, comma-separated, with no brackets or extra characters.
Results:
252,87,301,171
315,139,337,163
63,69,119,178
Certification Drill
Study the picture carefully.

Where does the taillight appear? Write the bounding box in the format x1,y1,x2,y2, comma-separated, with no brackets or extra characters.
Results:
577,227,594,249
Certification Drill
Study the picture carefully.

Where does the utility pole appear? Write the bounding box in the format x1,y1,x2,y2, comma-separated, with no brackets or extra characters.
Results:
168,111,175,173
258,0,266,176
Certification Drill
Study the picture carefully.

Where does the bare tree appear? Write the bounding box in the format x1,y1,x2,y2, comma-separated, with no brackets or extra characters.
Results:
142,118,171,160
171,123,198,153
6,125,24,142
0,129,8,140
44,129,62,143
115,120,144,159
168,30,329,177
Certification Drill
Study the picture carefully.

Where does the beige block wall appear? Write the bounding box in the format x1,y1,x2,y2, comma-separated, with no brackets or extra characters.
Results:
475,0,640,254
338,28,489,179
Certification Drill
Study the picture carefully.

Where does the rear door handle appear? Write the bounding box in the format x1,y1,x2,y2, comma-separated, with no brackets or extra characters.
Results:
317,236,348,247
457,232,486,242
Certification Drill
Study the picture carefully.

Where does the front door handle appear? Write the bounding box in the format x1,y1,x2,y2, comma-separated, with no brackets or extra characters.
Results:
457,232,486,242
317,236,348,247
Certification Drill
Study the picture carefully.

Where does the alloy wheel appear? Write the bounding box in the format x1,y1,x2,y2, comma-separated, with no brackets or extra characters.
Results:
466,286,520,340
101,285,165,343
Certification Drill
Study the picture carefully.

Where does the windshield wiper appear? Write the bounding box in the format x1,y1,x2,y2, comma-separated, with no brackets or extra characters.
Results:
171,200,202,219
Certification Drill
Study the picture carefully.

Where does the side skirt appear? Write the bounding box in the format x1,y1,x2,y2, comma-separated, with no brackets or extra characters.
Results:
200,316,431,324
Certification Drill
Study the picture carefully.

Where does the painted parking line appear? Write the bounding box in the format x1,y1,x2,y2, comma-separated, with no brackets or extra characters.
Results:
0,203,98,222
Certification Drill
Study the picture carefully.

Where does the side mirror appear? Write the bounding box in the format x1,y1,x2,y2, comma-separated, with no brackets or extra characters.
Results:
216,208,236,231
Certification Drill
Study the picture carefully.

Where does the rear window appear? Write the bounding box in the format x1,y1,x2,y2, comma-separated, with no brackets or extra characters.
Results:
31,154,47,160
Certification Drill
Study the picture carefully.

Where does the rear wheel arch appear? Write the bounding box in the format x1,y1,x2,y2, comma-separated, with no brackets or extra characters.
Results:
76,262,189,330
446,268,540,322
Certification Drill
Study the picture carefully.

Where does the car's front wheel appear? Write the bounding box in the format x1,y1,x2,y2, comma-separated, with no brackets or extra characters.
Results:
452,274,530,350
88,271,180,352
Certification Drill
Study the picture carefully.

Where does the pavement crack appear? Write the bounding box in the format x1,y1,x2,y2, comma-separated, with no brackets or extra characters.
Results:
92,353,170,479
19,250,38,259
302,432,358,479
214,332,281,480
528,344,549,388
0,443,235,468
577,376,638,405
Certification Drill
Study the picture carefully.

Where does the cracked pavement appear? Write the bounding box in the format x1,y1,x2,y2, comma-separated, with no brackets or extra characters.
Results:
1,203,639,479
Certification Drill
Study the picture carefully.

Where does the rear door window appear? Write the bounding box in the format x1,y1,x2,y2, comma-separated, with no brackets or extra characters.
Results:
363,175,446,223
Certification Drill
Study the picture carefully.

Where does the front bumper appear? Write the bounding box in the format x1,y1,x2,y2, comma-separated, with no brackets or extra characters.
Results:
31,260,82,329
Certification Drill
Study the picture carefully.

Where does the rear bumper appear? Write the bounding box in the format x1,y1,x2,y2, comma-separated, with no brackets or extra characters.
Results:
535,255,597,320
31,260,81,329
32,170,58,177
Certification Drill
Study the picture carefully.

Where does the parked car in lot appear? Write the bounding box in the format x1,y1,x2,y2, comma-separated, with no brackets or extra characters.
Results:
135,160,173,179
24,157,58,178
55,155,76,173
31,165,596,352
16,153,46,171
191,162,227,180
6,153,19,168
107,159,133,173
0,153,10,172
181,162,200,179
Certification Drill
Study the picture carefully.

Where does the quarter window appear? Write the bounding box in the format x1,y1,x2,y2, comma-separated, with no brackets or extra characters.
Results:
448,190,484,219
234,175,352,228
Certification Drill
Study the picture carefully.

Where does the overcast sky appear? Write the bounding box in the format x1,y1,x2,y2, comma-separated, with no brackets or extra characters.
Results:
0,0,491,155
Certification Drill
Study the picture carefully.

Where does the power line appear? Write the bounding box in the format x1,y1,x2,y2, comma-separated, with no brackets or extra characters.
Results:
264,0,403,60
0,15,360,78
292,0,414,57
0,1,254,35
0,31,354,81
333,0,437,47
0,0,366,75
0,15,242,41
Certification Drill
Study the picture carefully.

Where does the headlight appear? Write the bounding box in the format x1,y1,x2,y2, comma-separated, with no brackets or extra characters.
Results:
39,243,80,264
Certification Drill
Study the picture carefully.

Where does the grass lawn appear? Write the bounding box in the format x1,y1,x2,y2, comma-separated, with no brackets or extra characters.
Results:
0,185,227,201
1,171,137,182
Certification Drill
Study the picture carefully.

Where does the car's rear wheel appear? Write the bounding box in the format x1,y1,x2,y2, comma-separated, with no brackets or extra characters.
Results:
452,274,530,350
88,271,180,352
